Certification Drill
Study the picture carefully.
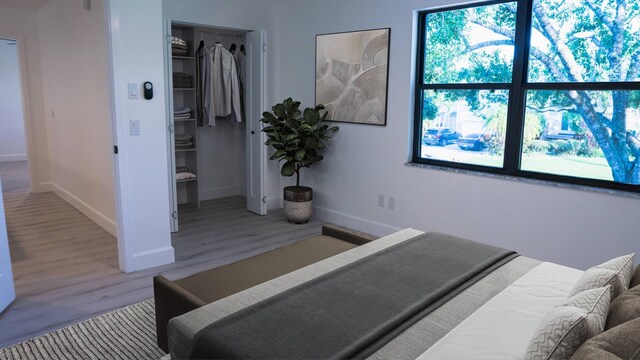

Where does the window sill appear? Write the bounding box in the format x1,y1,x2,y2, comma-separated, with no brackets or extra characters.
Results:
405,162,640,200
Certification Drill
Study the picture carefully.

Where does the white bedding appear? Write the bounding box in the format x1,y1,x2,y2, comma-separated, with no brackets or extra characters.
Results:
417,262,583,360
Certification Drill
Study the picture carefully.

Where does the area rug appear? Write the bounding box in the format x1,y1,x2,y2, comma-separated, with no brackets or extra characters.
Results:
0,299,165,360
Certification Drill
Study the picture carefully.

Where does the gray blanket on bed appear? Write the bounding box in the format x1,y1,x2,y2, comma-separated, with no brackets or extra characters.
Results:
188,232,518,359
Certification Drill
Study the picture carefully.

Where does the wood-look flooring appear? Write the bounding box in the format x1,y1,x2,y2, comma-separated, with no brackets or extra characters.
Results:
0,161,328,348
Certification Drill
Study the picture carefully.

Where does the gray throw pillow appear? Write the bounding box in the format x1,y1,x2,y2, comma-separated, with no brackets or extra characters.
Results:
571,317,640,360
631,265,640,289
524,287,611,360
605,285,640,330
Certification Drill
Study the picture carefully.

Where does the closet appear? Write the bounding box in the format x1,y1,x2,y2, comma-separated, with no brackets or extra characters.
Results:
166,22,267,232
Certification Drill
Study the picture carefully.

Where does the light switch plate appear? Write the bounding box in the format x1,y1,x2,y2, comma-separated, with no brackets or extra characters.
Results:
128,83,139,99
130,119,141,136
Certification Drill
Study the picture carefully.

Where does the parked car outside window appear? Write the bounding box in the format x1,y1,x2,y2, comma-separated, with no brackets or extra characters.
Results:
457,133,487,151
422,128,461,146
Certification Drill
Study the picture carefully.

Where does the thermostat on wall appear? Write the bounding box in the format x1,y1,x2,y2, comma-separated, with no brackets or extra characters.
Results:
144,82,153,100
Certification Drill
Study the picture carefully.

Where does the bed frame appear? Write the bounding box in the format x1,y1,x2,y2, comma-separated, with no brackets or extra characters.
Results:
153,224,376,352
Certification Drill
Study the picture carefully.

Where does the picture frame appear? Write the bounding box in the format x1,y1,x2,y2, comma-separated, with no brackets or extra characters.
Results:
315,28,390,126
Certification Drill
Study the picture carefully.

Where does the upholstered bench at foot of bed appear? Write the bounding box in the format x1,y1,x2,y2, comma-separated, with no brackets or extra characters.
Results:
153,224,375,353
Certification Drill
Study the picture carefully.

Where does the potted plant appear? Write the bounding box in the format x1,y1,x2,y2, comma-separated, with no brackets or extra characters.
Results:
261,97,338,224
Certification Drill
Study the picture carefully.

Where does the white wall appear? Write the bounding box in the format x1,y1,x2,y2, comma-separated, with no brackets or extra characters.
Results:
0,5,51,190
163,0,284,209
107,0,174,272
271,0,640,270
0,39,27,162
36,0,116,235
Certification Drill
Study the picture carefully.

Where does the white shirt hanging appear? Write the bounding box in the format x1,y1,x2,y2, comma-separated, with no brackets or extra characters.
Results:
204,43,243,127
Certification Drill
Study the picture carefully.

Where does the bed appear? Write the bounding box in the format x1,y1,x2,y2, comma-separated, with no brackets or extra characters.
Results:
166,229,639,359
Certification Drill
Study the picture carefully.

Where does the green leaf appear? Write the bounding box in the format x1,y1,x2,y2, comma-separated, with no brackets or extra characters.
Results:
294,149,306,161
262,112,276,121
270,150,286,160
273,104,287,118
281,161,296,177
305,138,318,149
290,110,302,119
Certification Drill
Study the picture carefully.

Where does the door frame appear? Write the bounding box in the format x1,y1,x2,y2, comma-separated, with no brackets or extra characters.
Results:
164,19,179,232
163,20,268,230
0,32,35,193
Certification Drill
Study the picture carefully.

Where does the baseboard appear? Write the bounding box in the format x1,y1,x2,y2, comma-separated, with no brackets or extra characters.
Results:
0,154,27,163
267,197,281,210
313,205,403,237
200,186,244,201
129,246,175,273
33,181,54,193
50,183,118,237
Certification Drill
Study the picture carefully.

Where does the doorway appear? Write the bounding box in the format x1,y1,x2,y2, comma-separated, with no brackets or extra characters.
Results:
0,38,30,186
164,22,267,233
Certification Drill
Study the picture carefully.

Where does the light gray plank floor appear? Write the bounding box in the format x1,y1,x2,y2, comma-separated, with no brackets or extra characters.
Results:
0,161,328,348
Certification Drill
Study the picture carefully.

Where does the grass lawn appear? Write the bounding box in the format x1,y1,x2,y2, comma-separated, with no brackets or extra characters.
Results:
467,154,613,181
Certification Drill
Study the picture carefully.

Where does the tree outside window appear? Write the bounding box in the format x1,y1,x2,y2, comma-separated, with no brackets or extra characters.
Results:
414,0,640,190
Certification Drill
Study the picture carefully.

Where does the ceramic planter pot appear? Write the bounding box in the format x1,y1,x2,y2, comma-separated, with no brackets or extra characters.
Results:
283,186,313,224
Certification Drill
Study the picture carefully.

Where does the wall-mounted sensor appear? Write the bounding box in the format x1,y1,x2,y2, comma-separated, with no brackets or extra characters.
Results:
144,82,153,100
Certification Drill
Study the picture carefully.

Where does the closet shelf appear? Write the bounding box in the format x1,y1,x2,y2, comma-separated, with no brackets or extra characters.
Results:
176,178,198,184
175,148,197,153
173,56,195,60
173,88,196,91
174,118,196,122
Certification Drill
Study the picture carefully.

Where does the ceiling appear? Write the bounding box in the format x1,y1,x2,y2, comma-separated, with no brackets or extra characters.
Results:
0,0,50,9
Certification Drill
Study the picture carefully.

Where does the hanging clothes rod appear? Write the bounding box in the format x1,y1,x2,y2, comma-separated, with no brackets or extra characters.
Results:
197,29,248,37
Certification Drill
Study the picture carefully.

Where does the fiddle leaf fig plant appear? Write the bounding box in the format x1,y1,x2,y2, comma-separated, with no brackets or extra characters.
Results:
261,97,339,187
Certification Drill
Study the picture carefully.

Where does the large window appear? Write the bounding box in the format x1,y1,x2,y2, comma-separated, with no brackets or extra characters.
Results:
414,0,640,192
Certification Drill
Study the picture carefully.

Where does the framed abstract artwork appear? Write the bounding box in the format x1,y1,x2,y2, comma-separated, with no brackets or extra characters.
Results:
315,28,390,126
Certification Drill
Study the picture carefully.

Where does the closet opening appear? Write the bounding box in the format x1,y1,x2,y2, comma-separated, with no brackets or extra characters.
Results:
165,22,266,235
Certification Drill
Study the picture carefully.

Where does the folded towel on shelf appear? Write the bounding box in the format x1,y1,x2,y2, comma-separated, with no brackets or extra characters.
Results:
176,172,198,181
174,106,192,115
175,133,193,142
171,37,187,46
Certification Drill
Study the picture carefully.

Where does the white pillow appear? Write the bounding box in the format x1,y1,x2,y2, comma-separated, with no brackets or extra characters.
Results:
569,254,635,299
569,268,619,299
594,254,635,293
524,286,611,360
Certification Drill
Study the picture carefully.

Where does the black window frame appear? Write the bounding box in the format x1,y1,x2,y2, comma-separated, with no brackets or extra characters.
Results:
412,0,640,194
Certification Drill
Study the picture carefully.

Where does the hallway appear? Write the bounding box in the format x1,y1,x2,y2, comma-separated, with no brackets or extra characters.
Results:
0,161,120,347
0,161,324,347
